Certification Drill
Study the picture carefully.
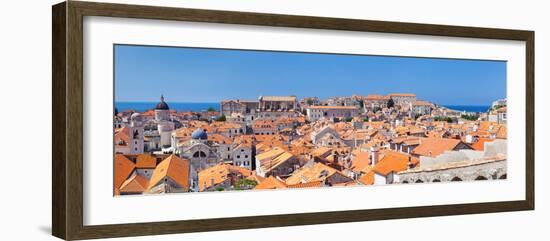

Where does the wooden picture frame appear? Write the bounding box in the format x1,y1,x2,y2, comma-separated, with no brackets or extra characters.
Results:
52,1,534,240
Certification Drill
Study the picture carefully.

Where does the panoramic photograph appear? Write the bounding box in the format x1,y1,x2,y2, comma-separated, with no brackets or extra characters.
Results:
113,44,507,195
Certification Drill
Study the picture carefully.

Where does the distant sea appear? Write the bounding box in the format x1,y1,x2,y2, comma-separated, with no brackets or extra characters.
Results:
116,102,490,113
443,105,490,113
116,102,219,112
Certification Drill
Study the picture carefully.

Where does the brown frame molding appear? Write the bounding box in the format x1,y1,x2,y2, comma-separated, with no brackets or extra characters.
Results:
52,1,535,240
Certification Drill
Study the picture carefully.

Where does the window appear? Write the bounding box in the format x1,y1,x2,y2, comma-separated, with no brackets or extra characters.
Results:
237,155,241,158
193,151,207,158
245,155,248,158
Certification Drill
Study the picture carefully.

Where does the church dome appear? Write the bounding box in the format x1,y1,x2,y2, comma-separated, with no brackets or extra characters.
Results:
191,128,208,140
155,95,170,110
130,112,141,120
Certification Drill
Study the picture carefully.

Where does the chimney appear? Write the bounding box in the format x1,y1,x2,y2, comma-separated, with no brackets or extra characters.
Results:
408,156,415,169
370,146,379,166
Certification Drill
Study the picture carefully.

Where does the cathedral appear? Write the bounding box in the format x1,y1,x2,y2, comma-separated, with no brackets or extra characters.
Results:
175,128,224,172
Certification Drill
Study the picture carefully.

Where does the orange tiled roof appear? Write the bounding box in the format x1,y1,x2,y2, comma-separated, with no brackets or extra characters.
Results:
414,100,432,106
389,93,416,97
254,176,288,190
350,151,372,173
135,154,157,169
285,162,346,185
198,163,252,191
365,94,390,100
114,154,135,190
148,155,190,191
312,147,332,158
496,125,507,139
119,173,149,194
307,105,358,110
373,151,418,176
358,172,374,185
471,138,492,151
260,96,297,102
333,181,359,187
247,173,266,183
412,138,465,157
208,133,232,144
114,127,130,147
287,181,324,189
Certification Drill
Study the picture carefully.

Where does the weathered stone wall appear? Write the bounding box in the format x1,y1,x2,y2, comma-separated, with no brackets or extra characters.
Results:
398,159,507,183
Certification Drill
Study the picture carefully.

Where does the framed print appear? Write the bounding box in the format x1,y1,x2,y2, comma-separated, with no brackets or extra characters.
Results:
52,1,534,240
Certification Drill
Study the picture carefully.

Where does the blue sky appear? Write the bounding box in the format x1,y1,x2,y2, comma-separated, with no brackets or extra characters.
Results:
114,44,506,106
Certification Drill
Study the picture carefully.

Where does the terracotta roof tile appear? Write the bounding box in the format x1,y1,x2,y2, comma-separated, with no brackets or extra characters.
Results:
373,151,418,176
119,173,149,194
412,138,467,157
135,154,157,169
114,154,135,190
254,176,287,190
148,155,190,191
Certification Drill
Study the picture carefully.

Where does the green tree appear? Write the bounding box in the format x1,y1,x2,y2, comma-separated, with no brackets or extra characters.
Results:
234,179,258,190
215,186,224,192
344,117,353,122
461,114,479,121
207,107,216,112
434,116,453,123
363,117,369,122
306,99,314,105
387,98,395,108
216,115,226,122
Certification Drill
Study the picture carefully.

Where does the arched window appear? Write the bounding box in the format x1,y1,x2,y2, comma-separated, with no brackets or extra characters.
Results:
475,176,488,180
415,179,424,183
499,174,507,179
451,177,462,182
193,151,207,158
432,179,441,182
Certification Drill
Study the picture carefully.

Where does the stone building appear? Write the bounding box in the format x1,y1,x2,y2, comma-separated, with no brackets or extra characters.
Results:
146,155,196,193
389,93,417,109
326,96,361,107
176,128,223,172
154,95,175,150
305,106,359,121
398,155,506,183
299,97,321,108
220,99,259,120
114,113,145,155
488,106,507,124
412,100,434,116
259,96,297,111
257,96,299,119
255,147,300,177
398,140,507,183
364,95,390,111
